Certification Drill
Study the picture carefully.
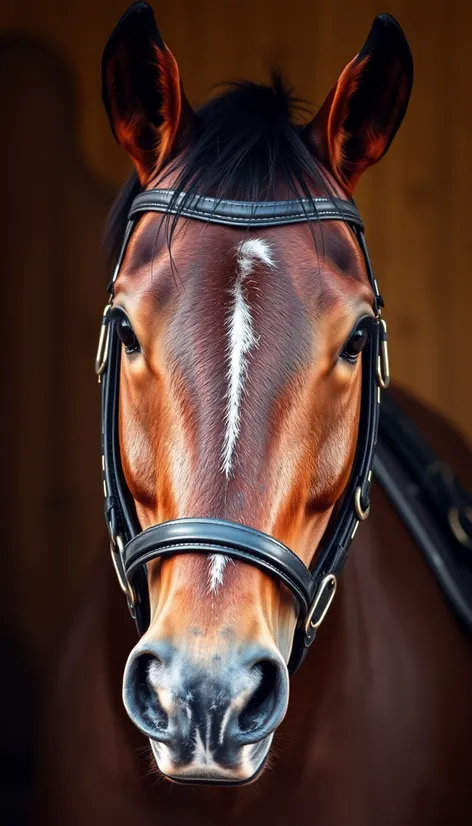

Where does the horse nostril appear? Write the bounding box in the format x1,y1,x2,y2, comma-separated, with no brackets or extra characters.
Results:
238,658,287,739
123,645,289,751
123,650,169,739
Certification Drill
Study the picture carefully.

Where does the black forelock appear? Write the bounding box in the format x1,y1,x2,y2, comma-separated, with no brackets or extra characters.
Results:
104,72,336,271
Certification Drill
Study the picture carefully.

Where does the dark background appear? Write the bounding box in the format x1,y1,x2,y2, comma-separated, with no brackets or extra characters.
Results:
1,1,471,822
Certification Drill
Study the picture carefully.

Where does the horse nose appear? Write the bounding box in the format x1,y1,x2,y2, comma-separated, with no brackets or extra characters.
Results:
122,642,289,752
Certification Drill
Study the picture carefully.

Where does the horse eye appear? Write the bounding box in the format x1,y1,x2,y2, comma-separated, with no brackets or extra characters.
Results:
116,314,140,355
341,324,369,363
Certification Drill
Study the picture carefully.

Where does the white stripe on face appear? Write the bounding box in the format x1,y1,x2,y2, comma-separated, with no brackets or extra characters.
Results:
208,239,275,593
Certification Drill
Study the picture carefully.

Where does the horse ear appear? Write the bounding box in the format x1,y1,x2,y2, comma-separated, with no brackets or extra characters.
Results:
102,1,196,185
307,14,413,195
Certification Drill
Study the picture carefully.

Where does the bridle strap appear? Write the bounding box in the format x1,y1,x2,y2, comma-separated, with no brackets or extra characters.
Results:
128,189,365,229
97,188,387,674
125,518,316,616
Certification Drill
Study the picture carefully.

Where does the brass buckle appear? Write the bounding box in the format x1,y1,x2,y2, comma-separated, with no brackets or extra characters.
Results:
354,485,370,520
95,302,112,381
448,506,472,549
305,574,337,641
110,533,136,607
377,318,390,389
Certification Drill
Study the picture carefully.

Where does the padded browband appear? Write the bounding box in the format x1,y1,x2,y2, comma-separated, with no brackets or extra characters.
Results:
128,189,364,229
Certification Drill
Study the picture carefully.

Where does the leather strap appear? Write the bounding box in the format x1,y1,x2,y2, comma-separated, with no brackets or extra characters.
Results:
125,518,316,616
374,441,472,632
379,394,472,553
128,189,365,229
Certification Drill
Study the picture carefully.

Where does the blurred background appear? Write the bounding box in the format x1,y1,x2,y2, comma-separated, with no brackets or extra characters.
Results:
1,0,471,822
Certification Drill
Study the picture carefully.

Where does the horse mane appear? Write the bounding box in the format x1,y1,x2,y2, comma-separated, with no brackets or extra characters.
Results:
104,72,335,270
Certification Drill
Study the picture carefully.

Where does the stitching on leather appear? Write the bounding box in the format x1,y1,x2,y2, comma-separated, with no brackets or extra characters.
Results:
130,204,361,225
127,530,308,572
134,190,349,209
128,191,362,226
127,542,310,605
130,198,356,213
126,540,310,580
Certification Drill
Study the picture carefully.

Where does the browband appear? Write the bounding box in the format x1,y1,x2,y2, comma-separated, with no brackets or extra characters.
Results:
96,188,389,674
128,189,365,229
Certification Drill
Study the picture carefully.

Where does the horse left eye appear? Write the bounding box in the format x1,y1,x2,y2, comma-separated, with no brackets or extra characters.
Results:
116,315,140,354
341,325,369,362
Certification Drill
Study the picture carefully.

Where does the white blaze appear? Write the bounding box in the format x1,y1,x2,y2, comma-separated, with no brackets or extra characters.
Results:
208,554,229,593
209,238,274,593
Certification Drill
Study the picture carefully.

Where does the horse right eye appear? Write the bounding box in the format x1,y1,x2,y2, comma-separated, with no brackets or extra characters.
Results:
341,325,369,362
116,314,140,355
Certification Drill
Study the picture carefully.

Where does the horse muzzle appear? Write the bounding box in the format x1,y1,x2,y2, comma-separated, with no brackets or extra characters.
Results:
122,639,289,784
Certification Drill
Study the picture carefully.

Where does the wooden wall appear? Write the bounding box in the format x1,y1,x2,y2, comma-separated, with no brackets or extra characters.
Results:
1,0,471,675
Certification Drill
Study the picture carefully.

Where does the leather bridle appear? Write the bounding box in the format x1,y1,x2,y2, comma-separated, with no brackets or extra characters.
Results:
95,189,390,673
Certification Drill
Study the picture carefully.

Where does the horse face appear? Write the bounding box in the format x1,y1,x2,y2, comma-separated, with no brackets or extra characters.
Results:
101,3,412,782
114,212,372,780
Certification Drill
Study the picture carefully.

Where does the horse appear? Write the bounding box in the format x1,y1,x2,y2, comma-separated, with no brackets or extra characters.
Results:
36,3,472,824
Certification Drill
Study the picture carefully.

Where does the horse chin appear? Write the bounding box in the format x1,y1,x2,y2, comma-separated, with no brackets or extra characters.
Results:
149,735,273,786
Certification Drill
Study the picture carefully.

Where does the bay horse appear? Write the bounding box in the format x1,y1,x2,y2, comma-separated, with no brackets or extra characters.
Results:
37,3,472,824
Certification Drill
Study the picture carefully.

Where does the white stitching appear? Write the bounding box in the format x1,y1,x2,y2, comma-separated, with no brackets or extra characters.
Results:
127,538,307,570
130,204,362,225
127,542,309,605
128,190,362,226
137,190,341,208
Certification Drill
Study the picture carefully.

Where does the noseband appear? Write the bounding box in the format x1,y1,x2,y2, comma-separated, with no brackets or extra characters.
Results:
95,189,389,673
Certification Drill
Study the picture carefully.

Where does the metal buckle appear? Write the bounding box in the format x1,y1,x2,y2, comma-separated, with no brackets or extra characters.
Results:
110,533,136,608
354,485,370,520
376,318,390,389
304,574,337,645
448,506,472,550
95,302,112,381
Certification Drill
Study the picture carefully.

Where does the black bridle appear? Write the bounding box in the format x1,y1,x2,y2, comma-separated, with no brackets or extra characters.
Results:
95,189,389,673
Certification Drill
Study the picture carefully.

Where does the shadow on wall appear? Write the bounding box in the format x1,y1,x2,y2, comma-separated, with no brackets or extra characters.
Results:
0,33,116,825
0,630,37,825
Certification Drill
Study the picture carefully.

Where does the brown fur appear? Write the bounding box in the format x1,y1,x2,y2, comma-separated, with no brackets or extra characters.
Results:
35,388,472,825
113,193,373,658
36,8,472,821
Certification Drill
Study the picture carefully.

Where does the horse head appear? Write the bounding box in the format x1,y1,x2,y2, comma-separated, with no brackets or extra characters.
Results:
99,1,412,784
